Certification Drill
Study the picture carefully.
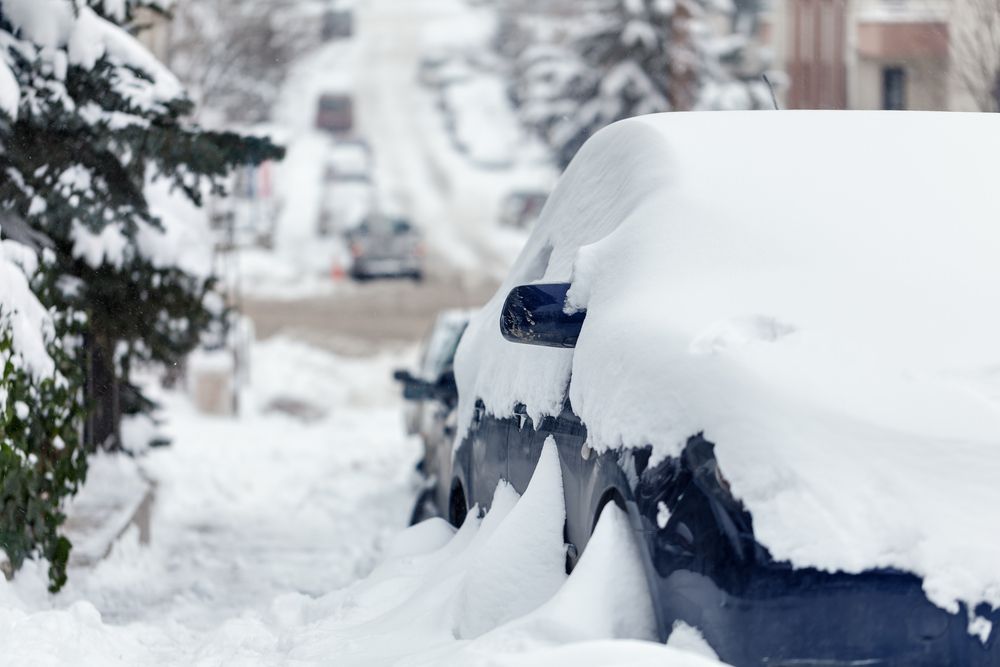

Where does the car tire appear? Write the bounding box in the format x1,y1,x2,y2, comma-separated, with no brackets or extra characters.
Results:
449,481,468,528
408,488,437,526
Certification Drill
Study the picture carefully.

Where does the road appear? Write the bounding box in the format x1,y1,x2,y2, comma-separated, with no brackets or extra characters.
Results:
245,0,537,353
243,273,497,354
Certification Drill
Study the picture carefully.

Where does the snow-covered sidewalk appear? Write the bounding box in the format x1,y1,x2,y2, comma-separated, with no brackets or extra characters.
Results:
0,339,422,664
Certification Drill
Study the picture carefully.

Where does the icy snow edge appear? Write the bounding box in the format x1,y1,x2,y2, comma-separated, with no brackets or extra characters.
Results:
454,112,1000,628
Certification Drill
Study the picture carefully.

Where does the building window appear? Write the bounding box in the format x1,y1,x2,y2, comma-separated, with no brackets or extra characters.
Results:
882,66,906,110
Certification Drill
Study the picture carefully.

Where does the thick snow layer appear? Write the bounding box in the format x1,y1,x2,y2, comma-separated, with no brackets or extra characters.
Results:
63,453,151,567
71,220,129,269
0,339,726,665
455,112,1000,622
4,1,182,107
68,179,213,274
0,55,19,119
0,236,54,379
143,178,214,278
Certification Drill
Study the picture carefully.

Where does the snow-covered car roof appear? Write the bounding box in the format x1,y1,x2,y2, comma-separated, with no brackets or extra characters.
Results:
454,111,1000,630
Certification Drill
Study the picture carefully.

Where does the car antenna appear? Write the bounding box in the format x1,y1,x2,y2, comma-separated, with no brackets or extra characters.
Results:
762,74,780,110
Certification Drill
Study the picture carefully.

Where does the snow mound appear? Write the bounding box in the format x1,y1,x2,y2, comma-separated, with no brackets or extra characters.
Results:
455,436,567,638
281,438,725,666
451,502,659,666
455,111,1000,621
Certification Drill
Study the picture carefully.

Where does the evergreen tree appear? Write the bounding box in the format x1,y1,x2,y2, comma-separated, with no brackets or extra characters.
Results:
507,0,775,168
0,0,282,587
0,0,282,452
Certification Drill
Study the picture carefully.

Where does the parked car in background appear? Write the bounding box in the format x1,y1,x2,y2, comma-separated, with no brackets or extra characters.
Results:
323,139,372,183
316,93,354,134
446,112,1000,666
317,180,373,237
439,76,517,169
344,216,423,281
394,309,472,523
322,8,353,40
318,139,374,236
418,51,473,89
499,190,547,229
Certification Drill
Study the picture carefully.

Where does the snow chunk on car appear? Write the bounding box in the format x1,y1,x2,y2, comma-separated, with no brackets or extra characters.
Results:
454,111,1000,621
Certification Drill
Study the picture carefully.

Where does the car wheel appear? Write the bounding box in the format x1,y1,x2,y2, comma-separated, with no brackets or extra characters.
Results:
408,488,437,526
449,481,468,527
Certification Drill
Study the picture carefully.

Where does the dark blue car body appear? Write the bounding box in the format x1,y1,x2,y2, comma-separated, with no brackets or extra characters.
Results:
435,398,1000,666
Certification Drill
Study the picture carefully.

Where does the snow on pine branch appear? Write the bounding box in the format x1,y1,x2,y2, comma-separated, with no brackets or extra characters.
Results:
0,52,16,119
0,233,55,381
2,0,184,113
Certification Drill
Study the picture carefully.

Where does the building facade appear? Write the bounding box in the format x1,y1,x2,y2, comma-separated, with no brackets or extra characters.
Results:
769,0,983,110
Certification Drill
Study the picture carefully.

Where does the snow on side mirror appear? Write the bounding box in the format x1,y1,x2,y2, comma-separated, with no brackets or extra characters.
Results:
500,283,586,348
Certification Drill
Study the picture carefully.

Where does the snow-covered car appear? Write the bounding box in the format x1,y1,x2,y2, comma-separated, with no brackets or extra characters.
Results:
315,93,354,134
499,190,548,228
323,140,372,183
317,180,374,236
394,310,472,522
419,53,474,89
344,216,424,281
445,112,1000,665
321,8,353,40
439,76,518,169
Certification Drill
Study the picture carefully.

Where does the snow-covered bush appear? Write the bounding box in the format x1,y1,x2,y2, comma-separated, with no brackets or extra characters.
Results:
0,241,86,592
0,0,282,451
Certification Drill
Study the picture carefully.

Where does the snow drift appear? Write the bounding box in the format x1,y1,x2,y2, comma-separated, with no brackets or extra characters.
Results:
454,111,1000,627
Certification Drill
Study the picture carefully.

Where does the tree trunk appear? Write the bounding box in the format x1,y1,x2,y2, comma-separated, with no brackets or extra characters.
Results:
84,334,121,451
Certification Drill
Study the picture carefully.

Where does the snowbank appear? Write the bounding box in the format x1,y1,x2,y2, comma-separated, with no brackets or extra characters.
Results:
455,111,1000,624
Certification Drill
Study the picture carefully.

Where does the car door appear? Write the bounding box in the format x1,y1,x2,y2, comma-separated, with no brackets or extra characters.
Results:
506,401,588,563
464,400,511,513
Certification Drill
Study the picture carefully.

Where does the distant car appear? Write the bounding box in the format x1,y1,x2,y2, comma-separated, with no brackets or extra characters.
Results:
317,180,373,236
499,191,547,229
322,9,353,40
316,94,354,134
323,140,372,183
394,310,472,523
345,216,423,281
440,76,518,169
445,113,1000,666
418,53,473,89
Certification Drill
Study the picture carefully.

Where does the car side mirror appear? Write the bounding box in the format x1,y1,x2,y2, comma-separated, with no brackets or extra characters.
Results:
500,282,586,348
394,368,456,401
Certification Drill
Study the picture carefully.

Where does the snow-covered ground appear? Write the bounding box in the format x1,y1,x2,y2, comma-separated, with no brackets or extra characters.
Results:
0,336,723,666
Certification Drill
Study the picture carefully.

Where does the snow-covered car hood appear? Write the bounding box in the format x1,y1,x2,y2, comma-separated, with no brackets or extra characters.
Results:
454,111,1000,629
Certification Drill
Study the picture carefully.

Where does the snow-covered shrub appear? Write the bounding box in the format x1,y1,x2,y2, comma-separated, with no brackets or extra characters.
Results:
0,244,87,592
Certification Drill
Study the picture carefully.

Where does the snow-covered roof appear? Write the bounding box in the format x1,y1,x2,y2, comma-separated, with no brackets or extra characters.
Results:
454,111,1000,629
